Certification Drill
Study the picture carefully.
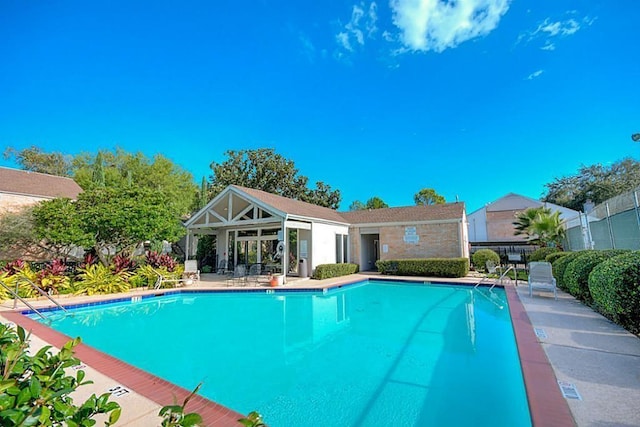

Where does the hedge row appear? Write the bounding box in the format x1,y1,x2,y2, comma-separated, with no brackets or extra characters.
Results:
376,258,469,278
471,249,499,273
549,249,639,335
312,263,359,280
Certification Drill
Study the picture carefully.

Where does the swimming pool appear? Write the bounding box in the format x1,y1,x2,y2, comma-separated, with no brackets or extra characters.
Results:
33,280,531,426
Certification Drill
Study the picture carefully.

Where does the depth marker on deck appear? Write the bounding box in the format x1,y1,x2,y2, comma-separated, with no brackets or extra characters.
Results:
534,327,548,339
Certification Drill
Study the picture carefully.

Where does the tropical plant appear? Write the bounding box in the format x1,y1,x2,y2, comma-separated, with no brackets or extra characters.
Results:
513,207,565,247
112,253,138,274
159,384,203,427
238,411,267,427
0,323,121,426
146,251,178,271
38,259,73,294
75,264,130,295
471,249,500,272
414,188,446,205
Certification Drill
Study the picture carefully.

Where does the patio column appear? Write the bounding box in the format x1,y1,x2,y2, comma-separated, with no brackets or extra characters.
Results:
282,219,287,284
185,232,191,260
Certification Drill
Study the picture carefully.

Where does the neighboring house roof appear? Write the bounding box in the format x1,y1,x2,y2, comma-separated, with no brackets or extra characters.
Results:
0,167,83,199
340,203,465,225
230,185,349,224
468,192,578,219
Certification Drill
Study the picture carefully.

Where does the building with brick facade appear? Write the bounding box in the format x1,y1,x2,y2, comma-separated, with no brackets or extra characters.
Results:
467,193,578,247
0,167,83,214
186,185,468,278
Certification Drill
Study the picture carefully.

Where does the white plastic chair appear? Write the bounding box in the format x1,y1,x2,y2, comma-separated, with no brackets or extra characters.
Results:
183,260,200,282
528,261,557,300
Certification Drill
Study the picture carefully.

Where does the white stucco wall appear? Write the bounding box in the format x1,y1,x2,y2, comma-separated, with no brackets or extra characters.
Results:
467,208,488,242
310,222,349,272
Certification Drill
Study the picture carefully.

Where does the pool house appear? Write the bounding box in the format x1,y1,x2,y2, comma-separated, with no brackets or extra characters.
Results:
184,185,469,279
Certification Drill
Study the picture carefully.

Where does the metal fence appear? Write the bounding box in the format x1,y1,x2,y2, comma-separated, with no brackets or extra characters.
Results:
564,187,640,250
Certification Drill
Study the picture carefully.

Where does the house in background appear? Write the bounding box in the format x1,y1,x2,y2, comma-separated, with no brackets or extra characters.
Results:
467,193,578,253
0,167,83,213
185,185,468,279
0,167,84,260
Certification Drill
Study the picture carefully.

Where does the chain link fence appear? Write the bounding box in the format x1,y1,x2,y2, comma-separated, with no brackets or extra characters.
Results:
564,187,640,250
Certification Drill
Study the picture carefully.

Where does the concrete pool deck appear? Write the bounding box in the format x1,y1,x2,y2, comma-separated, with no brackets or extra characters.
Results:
1,273,639,426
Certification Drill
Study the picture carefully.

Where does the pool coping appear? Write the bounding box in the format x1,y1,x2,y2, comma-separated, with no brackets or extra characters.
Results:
1,277,575,427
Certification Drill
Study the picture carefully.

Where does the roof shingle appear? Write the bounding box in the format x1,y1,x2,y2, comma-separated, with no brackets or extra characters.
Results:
339,203,465,224
0,167,83,200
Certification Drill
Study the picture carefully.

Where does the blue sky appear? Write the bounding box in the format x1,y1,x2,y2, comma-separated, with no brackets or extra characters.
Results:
1,0,638,212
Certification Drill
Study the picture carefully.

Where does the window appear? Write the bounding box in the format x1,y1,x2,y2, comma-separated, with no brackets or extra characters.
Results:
335,234,348,263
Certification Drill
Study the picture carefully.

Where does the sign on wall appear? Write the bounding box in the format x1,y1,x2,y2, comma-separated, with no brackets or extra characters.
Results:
403,226,419,244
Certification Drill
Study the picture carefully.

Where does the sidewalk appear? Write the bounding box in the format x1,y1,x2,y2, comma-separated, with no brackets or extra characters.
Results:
518,285,640,427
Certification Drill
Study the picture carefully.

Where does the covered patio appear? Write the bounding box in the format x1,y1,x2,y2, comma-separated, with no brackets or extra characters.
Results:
183,185,350,282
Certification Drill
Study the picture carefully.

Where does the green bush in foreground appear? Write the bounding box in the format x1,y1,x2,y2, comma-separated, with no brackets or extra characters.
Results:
545,251,569,264
0,323,121,426
563,250,628,304
312,263,359,280
377,258,469,278
471,249,500,272
551,251,584,291
588,251,640,335
529,247,560,262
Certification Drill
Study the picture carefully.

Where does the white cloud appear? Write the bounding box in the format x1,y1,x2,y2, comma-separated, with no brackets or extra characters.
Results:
526,69,544,80
389,0,511,52
540,41,555,51
335,2,378,53
519,13,596,48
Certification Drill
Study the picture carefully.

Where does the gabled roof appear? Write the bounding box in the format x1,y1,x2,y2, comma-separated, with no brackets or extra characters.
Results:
0,167,82,199
231,185,348,224
340,203,465,225
468,192,578,218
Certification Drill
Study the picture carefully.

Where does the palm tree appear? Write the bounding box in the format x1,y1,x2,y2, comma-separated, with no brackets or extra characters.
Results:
513,207,549,238
513,206,566,248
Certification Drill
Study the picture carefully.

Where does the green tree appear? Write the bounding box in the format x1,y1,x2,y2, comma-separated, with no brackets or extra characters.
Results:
3,146,72,176
513,207,549,238
349,197,389,210
414,188,446,205
209,148,341,209
0,207,43,260
543,158,640,211
32,198,92,260
349,200,366,211
75,187,186,265
73,148,197,218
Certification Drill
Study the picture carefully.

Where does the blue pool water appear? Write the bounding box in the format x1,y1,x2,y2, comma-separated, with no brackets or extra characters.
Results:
36,281,531,426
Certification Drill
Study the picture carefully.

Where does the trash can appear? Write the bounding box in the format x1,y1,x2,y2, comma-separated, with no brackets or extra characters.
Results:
299,258,308,278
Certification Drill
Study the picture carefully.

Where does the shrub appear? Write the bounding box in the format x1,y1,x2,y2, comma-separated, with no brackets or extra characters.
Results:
75,264,130,295
545,252,569,264
0,323,121,426
588,251,640,335
312,263,359,280
529,247,560,262
471,249,500,272
146,251,178,272
376,258,469,278
550,251,583,291
563,250,628,304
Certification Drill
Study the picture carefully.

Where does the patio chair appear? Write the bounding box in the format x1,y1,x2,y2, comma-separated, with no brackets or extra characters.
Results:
183,260,200,282
246,263,267,286
226,264,247,286
485,260,502,275
527,261,557,300
216,259,230,275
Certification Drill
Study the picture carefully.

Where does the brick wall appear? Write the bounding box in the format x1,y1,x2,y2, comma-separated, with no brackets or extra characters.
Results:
486,210,527,242
0,193,48,214
379,222,463,259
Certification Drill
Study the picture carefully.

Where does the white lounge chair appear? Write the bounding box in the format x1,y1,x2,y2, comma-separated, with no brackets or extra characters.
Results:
528,261,557,300
184,260,200,282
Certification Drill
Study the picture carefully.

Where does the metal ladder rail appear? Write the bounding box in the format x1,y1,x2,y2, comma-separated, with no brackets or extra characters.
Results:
0,279,50,322
13,278,71,317
474,266,516,291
